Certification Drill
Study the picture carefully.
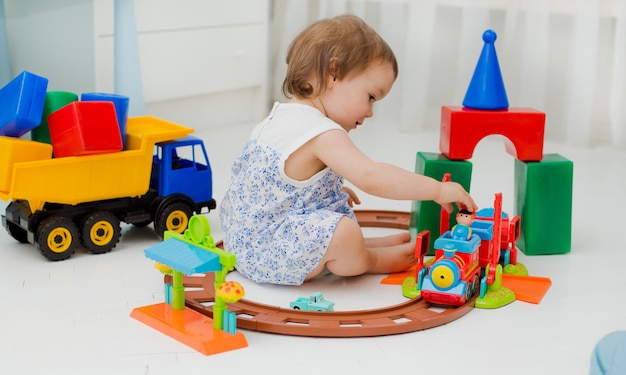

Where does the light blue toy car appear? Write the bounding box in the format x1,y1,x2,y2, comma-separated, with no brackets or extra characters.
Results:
290,292,335,312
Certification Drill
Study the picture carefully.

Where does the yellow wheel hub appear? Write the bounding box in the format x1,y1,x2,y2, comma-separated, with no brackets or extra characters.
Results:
47,227,73,253
90,220,114,246
166,210,188,233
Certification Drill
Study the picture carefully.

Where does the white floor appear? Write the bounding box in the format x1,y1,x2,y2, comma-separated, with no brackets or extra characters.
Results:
1,120,625,375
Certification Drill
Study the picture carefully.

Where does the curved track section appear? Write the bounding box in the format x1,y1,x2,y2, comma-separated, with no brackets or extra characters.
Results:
180,210,475,337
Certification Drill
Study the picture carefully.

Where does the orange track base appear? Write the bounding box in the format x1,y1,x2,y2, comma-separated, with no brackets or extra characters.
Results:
501,274,552,304
131,303,248,355
380,267,416,284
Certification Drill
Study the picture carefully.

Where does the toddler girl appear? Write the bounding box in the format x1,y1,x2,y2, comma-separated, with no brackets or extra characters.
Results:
219,14,477,285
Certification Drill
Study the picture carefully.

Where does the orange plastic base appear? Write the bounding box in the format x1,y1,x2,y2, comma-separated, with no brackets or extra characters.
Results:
501,274,552,304
380,266,416,284
131,303,248,355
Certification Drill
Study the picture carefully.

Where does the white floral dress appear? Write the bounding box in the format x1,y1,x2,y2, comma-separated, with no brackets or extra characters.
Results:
219,102,356,285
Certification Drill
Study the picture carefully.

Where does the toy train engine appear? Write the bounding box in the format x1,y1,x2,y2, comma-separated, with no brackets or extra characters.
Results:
406,192,518,309
419,216,495,306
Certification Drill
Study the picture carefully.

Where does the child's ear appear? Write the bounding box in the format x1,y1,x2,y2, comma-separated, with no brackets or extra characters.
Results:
328,57,339,83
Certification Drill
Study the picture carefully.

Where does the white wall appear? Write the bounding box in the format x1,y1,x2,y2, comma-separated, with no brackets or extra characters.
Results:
4,0,96,93
3,0,270,131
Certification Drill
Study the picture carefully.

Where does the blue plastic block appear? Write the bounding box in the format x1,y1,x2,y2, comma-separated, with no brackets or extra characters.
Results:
81,92,129,148
462,30,509,110
0,71,48,137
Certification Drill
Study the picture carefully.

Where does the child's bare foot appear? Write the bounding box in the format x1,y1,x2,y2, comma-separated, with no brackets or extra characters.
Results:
368,241,417,274
365,232,411,248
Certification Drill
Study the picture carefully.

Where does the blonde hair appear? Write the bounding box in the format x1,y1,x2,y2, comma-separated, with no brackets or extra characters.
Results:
282,14,398,99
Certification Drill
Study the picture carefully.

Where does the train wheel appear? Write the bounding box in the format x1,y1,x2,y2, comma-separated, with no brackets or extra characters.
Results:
473,274,480,296
82,211,121,254
36,217,79,261
155,202,193,237
6,221,29,243
466,274,480,301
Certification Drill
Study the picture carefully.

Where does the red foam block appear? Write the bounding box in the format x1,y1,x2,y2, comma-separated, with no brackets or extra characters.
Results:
48,101,123,157
439,106,545,161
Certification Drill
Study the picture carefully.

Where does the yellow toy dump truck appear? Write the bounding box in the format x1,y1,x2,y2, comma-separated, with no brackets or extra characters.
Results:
0,116,215,261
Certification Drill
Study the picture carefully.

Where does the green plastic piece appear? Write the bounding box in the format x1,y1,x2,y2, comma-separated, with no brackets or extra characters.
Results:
31,91,78,145
503,262,528,276
171,272,185,310
514,154,573,255
475,264,516,309
411,152,472,254
475,286,516,309
401,276,420,299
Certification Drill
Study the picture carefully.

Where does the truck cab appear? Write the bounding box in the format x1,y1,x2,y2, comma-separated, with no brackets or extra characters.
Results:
149,136,216,235
151,136,214,207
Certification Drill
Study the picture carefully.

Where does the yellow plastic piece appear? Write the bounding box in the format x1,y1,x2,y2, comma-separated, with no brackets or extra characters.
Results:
0,136,52,195
0,116,192,213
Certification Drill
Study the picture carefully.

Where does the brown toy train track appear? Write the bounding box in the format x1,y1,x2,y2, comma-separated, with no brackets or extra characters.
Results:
178,210,475,337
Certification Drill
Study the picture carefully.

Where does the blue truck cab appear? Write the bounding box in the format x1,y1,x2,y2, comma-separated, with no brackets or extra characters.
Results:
149,136,216,235
152,136,214,207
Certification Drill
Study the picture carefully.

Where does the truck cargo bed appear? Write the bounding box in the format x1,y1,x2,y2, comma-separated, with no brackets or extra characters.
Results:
0,116,193,212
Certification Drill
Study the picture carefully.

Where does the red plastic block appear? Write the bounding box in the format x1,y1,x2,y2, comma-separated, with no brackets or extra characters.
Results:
439,106,545,161
48,101,123,157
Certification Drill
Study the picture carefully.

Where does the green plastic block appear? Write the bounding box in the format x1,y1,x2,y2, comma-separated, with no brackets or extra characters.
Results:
514,154,573,255
31,91,78,145
411,152,472,254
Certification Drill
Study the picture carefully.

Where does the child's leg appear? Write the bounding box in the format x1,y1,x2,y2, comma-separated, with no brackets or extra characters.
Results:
305,217,417,281
365,232,411,248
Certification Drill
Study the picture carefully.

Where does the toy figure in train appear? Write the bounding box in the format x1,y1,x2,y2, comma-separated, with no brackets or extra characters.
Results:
450,209,475,240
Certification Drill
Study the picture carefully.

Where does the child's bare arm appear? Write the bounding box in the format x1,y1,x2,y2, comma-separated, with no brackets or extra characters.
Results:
313,130,477,212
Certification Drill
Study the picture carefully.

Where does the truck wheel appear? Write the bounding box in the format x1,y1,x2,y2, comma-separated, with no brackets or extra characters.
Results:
6,221,29,243
155,202,193,237
36,217,80,261
81,211,122,254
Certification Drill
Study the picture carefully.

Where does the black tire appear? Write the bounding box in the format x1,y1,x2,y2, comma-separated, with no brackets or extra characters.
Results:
293,306,301,310
466,274,480,302
6,221,29,243
81,211,122,254
154,201,193,238
36,217,80,261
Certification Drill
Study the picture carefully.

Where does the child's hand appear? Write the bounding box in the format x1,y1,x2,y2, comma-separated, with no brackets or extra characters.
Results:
343,186,361,207
435,181,478,213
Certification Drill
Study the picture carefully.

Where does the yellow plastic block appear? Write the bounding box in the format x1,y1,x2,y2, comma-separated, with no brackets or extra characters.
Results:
0,137,52,196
